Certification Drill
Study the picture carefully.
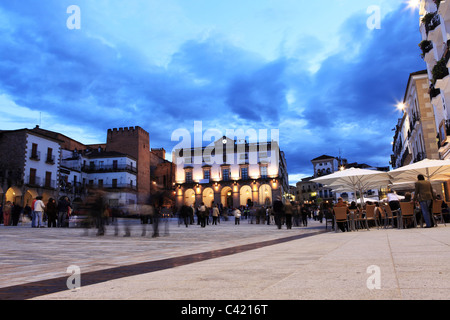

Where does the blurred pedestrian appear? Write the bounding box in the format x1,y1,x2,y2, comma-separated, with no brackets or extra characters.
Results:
85,190,105,236
34,196,46,228
414,174,435,228
233,207,241,225
198,202,207,228
31,197,37,227
301,204,309,227
57,197,70,228
3,201,12,226
284,201,293,229
273,196,284,229
152,206,161,238
141,204,154,236
212,204,219,225
12,203,22,226
46,198,57,227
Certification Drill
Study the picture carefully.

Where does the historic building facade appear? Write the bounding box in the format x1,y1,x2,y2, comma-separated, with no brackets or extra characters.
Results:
419,0,450,159
0,128,61,207
391,70,440,169
172,137,288,209
0,125,174,208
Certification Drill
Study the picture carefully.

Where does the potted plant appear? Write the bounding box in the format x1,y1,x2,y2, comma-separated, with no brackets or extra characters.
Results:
432,57,449,84
419,40,433,58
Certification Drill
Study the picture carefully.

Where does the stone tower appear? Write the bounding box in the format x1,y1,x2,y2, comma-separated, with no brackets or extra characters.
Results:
106,127,150,203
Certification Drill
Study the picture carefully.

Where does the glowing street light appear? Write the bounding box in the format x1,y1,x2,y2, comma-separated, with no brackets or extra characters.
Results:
396,102,406,112
406,0,420,11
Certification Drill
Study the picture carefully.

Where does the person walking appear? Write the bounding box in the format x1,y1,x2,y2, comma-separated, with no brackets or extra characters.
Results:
3,201,12,226
301,204,309,227
233,207,241,225
413,174,436,228
46,198,57,227
12,203,22,226
284,201,293,229
57,197,70,228
31,197,37,227
212,204,219,225
273,196,284,229
198,202,207,228
34,196,46,228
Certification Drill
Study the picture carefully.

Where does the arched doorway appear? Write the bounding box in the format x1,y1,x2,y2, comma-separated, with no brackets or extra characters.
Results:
259,184,272,206
5,186,22,205
202,188,214,207
221,187,233,209
184,189,195,207
240,185,252,206
23,189,39,207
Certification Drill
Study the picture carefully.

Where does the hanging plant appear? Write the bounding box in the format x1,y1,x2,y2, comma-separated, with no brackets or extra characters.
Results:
432,57,449,84
419,40,433,58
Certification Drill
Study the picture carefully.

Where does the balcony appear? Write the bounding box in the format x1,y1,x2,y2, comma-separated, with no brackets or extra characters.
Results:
419,40,433,58
25,176,56,189
101,183,137,191
29,151,40,161
429,84,441,100
423,12,441,35
45,154,56,165
26,176,41,187
432,56,450,84
81,164,137,174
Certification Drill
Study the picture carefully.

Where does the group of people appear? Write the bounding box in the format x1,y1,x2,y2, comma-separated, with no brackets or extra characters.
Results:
1,196,72,228
176,198,316,230
325,174,450,232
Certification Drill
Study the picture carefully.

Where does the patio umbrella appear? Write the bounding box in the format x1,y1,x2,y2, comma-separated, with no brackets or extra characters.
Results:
388,159,450,184
311,168,391,205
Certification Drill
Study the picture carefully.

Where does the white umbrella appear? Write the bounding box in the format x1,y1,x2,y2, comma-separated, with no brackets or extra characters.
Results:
388,158,450,183
311,168,391,206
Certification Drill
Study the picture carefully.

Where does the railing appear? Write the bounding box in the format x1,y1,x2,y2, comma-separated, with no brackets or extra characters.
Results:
420,40,433,58
100,183,137,190
429,84,441,100
424,12,441,35
29,151,40,161
26,176,40,186
81,164,137,173
25,176,56,189
45,154,56,164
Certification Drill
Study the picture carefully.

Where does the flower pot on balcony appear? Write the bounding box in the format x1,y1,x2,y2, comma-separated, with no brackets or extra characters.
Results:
432,57,449,84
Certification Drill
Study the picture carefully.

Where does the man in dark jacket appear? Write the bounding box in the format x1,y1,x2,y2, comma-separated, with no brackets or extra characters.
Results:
414,174,435,228
273,197,285,229
57,197,70,228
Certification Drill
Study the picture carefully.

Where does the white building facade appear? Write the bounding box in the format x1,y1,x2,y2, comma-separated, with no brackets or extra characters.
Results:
173,137,288,209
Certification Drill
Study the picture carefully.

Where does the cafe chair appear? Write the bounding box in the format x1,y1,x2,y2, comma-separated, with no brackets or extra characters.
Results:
432,200,447,226
333,206,350,233
382,204,399,229
364,204,379,230
400,202,417,228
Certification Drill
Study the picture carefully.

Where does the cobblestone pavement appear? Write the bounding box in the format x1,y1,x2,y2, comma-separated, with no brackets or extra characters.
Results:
0,218,324,299
2,218,450,301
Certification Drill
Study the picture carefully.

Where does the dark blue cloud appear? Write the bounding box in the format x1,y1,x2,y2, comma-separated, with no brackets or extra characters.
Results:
0,1,426,184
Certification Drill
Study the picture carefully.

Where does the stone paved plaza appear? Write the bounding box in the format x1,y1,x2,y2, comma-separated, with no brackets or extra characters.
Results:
1,217,450,301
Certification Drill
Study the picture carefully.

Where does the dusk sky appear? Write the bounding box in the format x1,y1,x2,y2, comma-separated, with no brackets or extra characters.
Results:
0,1,425,185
